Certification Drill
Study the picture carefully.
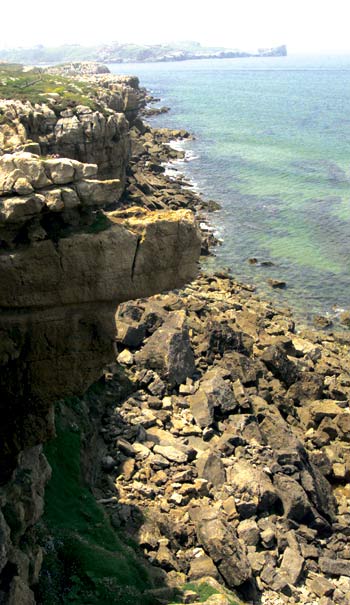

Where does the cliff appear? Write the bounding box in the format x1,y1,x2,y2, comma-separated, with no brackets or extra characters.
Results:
0,66,201,604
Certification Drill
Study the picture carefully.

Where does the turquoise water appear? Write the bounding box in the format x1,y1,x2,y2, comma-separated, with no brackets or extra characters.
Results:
110,56,350,321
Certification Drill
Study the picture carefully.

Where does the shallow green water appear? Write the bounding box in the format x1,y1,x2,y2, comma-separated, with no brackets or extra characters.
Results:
110,56,350,321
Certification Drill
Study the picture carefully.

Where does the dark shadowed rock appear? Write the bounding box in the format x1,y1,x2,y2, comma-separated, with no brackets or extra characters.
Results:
260,344,298,387
206,321,254,360
273,474,312,522
188,369,237,427
135,310,195,386
196,451,226,487
217,351,264,385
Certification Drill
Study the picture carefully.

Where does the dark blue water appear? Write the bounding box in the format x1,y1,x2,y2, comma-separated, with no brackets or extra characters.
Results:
110,56,350,322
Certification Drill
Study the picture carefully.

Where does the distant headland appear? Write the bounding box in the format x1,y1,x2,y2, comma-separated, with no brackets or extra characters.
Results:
0,41,287,64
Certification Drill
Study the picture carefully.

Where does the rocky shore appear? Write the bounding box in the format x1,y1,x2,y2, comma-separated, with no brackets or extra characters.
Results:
103,271,350,605
0,62,349,605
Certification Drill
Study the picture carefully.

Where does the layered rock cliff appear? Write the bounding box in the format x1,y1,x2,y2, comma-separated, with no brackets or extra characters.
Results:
0,66,201,603
0,71,144,180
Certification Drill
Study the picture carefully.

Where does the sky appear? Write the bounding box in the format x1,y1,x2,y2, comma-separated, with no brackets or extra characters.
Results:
2,0,350,54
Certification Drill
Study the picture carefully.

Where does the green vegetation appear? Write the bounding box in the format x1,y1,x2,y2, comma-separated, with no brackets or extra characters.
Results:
36,401,158,605
170,581,242,604
86,211,112,234
0,64,100,110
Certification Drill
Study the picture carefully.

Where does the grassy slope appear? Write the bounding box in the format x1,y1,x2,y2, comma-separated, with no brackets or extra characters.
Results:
36,398,157,605
0,64,100,110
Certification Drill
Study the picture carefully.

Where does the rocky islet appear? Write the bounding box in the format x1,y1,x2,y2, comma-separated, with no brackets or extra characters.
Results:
0,62,349,605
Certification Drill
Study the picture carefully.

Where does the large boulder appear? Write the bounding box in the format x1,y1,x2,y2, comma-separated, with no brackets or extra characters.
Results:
196,451,226,487
260,344,298,387
188,368,236,428
273,474,312,522
226,459,279,514
192,506,252,587
135,311,195,387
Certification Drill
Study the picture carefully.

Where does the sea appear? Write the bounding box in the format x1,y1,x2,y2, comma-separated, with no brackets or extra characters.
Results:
109,55,350,325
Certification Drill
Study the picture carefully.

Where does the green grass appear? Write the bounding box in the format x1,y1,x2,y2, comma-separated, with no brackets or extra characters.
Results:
170,582,241,604
36,407,158,605
86,211,112,234
0,64,101,111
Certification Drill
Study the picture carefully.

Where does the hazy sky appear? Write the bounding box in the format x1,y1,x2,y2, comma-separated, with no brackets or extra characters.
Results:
2,0,350,54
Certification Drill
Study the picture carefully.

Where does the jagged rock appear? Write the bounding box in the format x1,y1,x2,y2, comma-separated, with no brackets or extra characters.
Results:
309,400,344,423
188,370,236,427
188,389,214,429
117,349,134,365
260,557,290,593
237,519,260,546
260,344,298,387
319,558,350,577
135,311,196,387
0,193,45,223
217,351,264,385
75,178,122,205
153,445,188,464
273,474,311,522
226,459,279,514
192,506,252,587
115,319,146,348
0,512,10,573
259,411,303,454
206,321,254,359
307,574,335,598
7,576,35,605
287,372,324,402
280,546,304,585
336,413,350,441
340,310,350,327
267,278,286,289
189,551,220,581
195,452,226,488
300,465,336,522
156,543,179,571
291,335,322,361
260,527,275,549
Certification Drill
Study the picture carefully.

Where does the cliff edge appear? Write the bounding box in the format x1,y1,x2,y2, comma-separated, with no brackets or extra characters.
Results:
0,66,201,604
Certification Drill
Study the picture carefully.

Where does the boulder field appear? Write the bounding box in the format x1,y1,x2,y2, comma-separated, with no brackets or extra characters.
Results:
89,270,350,605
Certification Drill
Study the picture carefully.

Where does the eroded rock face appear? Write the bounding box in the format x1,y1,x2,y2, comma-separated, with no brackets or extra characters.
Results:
0,220,200,482
0,151,201,483
0,71,144,181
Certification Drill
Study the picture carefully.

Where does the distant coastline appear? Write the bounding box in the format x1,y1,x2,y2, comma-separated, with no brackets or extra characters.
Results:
0,41,287,65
